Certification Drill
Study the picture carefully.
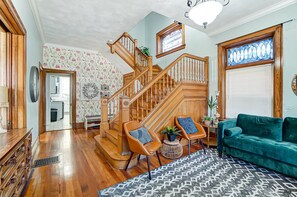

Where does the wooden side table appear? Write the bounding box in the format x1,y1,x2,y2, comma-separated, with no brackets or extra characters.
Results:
160,140,183,159
201,124,218,148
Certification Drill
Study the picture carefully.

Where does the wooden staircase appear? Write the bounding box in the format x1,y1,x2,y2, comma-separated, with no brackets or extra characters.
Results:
95,32,209,169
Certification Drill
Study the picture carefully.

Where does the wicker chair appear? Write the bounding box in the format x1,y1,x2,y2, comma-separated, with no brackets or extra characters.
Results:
123,121,162,180
175,115,207,155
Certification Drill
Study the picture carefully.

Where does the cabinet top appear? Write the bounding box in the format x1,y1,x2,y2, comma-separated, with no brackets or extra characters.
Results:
0,128,32,159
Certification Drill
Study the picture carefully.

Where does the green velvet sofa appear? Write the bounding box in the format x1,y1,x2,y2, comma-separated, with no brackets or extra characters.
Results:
217,114,297,178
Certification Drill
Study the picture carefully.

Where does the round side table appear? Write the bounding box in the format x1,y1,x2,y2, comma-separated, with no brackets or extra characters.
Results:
160,139,183,159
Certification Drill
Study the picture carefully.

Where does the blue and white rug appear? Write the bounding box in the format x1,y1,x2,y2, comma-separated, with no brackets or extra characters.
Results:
98,149,297,197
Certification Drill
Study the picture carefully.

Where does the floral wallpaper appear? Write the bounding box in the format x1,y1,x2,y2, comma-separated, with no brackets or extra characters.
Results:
43,45,123,122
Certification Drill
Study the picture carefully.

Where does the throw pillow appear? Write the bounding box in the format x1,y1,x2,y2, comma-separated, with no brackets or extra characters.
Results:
177,117,198,134
130,126,153,145
225,127,242,137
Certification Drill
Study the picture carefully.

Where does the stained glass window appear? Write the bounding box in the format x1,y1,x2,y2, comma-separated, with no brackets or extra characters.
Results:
162,29,183,53
227,37,274,66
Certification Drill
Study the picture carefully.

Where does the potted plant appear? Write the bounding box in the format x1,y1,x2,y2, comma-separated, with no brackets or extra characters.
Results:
161,126,181,142
139,46,150,56
203,116,212,126
208,96,217,118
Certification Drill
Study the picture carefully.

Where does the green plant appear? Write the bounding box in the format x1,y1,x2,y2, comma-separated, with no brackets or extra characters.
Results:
161,126,181,136
203,116,212,121
208,96,217,117
139,46,150,56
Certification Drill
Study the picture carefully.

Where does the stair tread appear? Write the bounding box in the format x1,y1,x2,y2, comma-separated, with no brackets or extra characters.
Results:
106,129,118,139
94,136,130,161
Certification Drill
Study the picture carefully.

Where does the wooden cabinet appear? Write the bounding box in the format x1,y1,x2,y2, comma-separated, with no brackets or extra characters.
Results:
0,129,32,197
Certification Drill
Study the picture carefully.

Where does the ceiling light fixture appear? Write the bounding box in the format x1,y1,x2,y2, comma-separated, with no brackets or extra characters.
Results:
185,0,230,29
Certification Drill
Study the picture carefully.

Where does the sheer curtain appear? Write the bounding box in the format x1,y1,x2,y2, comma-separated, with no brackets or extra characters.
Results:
226,64,273,118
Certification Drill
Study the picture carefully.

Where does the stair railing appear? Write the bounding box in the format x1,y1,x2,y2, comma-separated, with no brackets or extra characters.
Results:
107,68,151,121
109,32,153,72
129,53,209,122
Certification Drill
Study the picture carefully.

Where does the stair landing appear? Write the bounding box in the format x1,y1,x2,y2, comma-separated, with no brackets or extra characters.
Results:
94,135,138,169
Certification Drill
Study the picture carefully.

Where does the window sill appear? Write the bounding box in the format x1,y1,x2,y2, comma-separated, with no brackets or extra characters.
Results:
156,44,186,59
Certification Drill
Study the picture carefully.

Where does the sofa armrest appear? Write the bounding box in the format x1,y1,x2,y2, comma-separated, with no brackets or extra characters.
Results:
217,118,237,157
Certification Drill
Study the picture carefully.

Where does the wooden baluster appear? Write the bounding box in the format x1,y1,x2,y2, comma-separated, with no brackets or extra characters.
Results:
136,99,139,121
146,91,149,117
141,94,144,121
150,87,153,109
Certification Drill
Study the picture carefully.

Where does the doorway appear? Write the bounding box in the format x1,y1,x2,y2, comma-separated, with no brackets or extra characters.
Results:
39,68,76,134
46,74,72,131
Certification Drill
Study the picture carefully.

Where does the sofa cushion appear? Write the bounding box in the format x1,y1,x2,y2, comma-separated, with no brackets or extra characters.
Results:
237,114,283,141
283,117,297,143
223,134,297,166
130,126,153,145
177,117,198,134
225,127,242,137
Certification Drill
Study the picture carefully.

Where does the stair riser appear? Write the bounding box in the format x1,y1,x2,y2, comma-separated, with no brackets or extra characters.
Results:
106,132,118,146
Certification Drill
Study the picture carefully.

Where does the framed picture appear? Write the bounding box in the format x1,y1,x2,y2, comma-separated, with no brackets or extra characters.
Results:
101,84,109,91
292,74,297,96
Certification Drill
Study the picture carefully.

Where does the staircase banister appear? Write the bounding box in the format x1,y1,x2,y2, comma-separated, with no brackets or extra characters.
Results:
129,53,208,103
108,68,149,102
110,32,135,46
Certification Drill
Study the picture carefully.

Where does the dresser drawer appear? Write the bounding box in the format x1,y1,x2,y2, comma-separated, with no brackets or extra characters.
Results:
0,175,17,197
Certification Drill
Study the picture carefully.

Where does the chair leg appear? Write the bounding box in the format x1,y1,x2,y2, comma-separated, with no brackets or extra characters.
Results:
156,151,162,166
146,156,152,180
138,154,141,162
125,152,134,171
188,140,191,155
200,139,206,154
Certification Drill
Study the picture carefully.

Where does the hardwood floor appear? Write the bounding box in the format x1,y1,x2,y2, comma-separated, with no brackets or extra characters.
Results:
24,128,202,197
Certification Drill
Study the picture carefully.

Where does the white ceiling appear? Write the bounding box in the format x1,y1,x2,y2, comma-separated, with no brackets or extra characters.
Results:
30,0,297,52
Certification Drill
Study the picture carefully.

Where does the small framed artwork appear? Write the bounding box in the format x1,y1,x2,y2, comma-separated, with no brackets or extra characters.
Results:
101,84,109,91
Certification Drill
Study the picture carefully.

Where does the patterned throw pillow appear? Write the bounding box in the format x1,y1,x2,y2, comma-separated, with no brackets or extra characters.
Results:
130,126,153,145
178,117,198,134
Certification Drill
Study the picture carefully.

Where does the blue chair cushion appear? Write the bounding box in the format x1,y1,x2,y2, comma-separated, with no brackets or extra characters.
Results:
130,126,153,145
225,127,242,137
177,117,198,134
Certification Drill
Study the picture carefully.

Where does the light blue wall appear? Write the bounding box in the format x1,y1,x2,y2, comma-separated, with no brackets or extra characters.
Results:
12,0,43,143
129,19,146,48
211,3,297,117
129,5,297,117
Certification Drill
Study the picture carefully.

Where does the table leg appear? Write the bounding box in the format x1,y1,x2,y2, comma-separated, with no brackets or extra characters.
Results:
207,127,210,148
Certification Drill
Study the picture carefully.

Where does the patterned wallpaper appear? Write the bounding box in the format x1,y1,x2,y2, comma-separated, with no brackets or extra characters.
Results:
43,45,123,122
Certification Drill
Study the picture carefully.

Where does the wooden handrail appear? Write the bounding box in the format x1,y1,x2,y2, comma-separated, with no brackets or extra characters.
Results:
111,32,135,46
130,53,208,103
108,68,149,102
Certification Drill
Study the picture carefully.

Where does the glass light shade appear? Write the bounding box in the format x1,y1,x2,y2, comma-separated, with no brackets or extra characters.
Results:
188,1,223,28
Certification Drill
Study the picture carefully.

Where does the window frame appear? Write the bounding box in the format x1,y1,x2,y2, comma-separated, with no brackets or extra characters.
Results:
218,25,283,118
156,22,185,59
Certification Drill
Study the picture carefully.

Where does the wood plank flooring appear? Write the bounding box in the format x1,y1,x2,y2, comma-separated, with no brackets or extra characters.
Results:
24,128,202,197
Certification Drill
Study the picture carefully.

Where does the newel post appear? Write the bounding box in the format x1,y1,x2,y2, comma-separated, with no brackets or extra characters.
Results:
148,56,153,81
100,97,109,138
118,96,130,155
134,39,138,66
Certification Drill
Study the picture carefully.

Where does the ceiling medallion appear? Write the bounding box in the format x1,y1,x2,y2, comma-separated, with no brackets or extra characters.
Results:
185,0,230,29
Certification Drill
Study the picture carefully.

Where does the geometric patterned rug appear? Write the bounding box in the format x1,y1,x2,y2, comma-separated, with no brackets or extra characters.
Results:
98,149,297,197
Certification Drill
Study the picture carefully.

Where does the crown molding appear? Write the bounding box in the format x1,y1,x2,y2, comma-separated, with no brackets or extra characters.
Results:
209,0,297,36
28,0,45,44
